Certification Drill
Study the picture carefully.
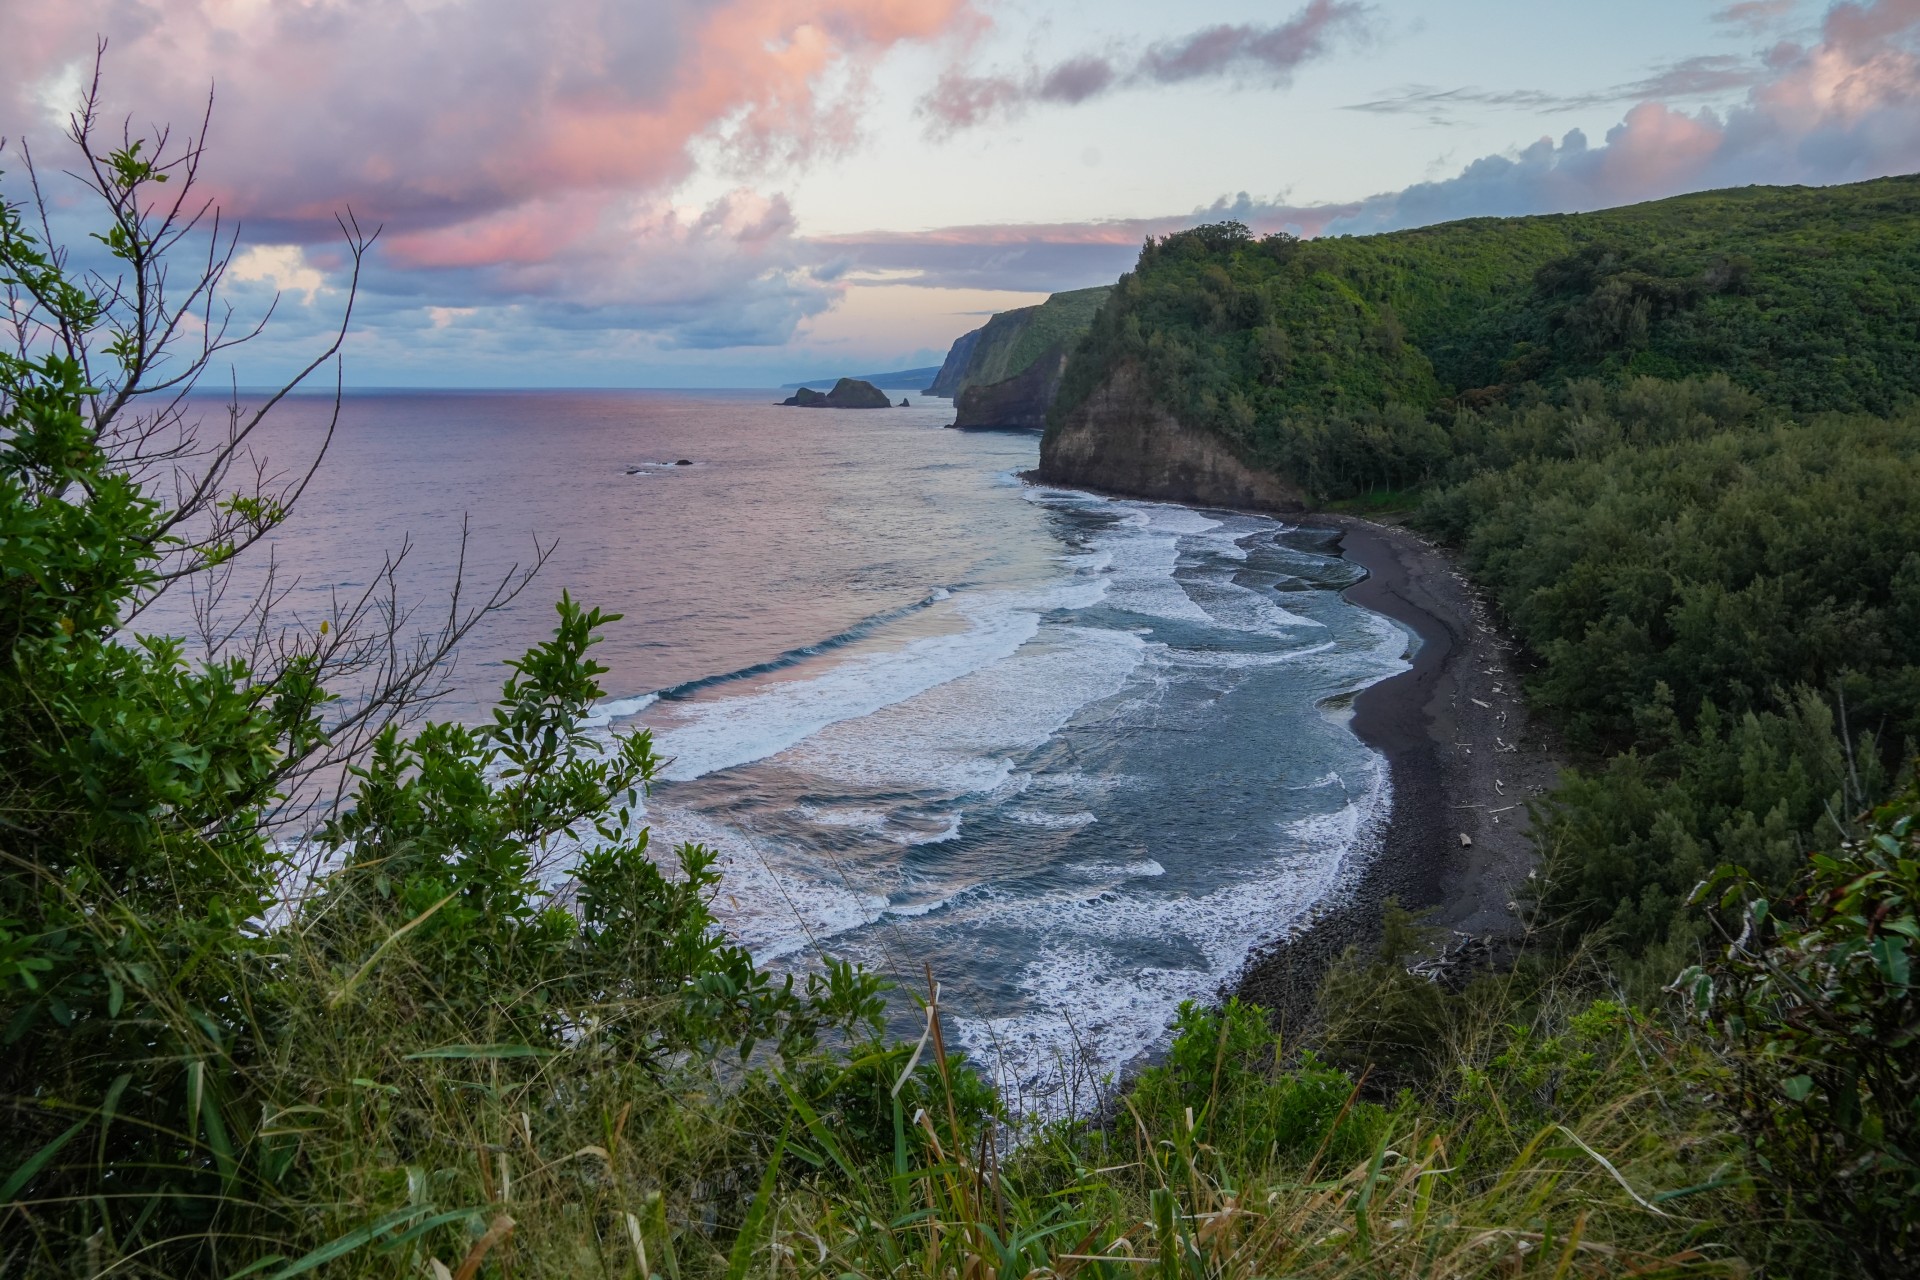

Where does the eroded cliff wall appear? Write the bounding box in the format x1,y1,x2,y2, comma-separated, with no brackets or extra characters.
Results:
1039,362,1305,511
951,346,1067,430
927,287,1113,400
924,327,983,396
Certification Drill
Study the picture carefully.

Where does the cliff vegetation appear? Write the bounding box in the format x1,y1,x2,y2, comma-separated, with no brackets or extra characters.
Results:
927,286,1111,398
1051,178,1920,497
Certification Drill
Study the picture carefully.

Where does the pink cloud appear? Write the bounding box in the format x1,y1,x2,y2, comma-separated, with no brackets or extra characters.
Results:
2,0,972,246
1324,0,1920,233
1713,1,1800,33
0,0,974,350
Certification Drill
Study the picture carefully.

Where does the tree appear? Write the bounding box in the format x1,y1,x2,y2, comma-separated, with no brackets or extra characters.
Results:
0,64,883,1275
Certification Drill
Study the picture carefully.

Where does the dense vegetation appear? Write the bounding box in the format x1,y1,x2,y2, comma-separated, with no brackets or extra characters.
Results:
1052,178,1920,496
1422,388,1920,961
6,100,1916,1278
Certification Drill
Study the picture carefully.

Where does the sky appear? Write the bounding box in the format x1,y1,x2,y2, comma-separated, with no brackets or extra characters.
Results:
3,0,1918,387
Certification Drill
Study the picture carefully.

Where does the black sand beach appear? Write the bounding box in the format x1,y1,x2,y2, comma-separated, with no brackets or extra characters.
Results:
1233,515,1564,1024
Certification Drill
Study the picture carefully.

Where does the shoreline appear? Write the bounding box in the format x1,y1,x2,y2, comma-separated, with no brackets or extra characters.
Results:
1018,471,1563,1021
1231,514,1562,1027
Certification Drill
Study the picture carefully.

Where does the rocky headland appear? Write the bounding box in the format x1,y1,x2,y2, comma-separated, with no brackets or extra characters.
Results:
923,329,982,396
1038,362,1306,509
924,286,1110,402
949,344,1068,430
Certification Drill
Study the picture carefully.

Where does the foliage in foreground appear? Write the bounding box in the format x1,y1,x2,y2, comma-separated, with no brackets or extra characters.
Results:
0,102,904,1274
1689,777,1920,1277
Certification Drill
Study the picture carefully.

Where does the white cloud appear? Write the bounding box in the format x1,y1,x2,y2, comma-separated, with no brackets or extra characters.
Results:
229,244,327,304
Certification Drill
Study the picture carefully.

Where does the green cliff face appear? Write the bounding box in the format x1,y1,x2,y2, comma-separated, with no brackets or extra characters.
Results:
932,286,1112,398
1047,175,1920,499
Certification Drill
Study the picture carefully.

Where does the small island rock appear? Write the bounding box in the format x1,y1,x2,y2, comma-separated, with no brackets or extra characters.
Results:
780,377,892,409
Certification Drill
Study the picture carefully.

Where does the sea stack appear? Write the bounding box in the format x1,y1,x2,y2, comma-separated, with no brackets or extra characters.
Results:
780,377,892,409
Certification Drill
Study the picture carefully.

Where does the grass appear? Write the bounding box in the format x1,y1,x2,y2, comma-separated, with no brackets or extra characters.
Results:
57,946,1789,1278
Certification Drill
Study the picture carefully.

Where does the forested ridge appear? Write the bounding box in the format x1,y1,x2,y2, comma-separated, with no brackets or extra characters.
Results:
1052,175,1920,496
5,94,1919,1278
1042,183,1920,1272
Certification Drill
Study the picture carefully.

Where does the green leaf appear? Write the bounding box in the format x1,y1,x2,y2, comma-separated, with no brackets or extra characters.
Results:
1652,1173,1743,1203
376,1207,488,1252
777,1074,857,1182
404,1043,556,1060
1871,935,1911,988
96,1073,131,1162
1782,1075,1815,1102
265,1207,425,1278
725,1130,787,1280
1,1114,89,1202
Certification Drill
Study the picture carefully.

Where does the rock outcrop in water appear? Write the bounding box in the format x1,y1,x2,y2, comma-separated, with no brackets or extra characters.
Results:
780,378,892,409
950,344,1069,430
1038,362,1306,510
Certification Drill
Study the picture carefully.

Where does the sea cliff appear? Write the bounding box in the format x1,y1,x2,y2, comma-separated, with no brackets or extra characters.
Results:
1038,362,1305,509
950,344,1068,430
925,286,1110,400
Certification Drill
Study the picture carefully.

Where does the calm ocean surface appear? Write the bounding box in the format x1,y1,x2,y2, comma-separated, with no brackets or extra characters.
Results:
160,387,1410,1108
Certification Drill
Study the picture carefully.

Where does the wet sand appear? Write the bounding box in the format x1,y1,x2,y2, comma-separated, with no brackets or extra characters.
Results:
1233,515,1563,1028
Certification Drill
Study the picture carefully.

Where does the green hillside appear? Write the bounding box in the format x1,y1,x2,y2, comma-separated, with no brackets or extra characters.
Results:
1052,176,1920,495
950,285,1111,392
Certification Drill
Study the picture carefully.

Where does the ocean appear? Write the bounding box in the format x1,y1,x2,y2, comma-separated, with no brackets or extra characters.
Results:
160,387,1411,1111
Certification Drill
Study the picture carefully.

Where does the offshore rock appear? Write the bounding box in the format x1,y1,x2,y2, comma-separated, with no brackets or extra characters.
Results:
780,377,892,409
1038,361,1305,511
950,344,1068,430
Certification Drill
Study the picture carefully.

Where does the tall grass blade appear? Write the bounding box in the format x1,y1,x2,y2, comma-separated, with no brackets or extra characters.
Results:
404,1043,556,1060
726,1130,787,1280
265,1206,427,1277
1555,1124,1671,1217
0,1114,89,1203
328,892,456,1008
451,1214,516,1280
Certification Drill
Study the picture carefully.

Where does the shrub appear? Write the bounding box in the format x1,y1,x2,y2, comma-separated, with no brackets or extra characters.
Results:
1127,997,1392,1173
1686,776,1920,1277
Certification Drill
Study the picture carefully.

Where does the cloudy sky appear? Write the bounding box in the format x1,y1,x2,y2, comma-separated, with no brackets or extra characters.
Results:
4,0,1918,386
